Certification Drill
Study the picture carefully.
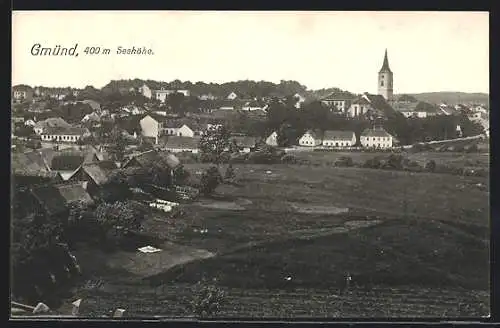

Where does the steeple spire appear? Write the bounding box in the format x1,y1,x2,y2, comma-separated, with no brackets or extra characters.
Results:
379,49,391,73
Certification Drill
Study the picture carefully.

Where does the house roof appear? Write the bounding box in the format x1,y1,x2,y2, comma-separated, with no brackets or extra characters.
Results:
303,130,324,140
35,117,72,129
162,136,200,150
351,97,371,105
13,85,33,92
43,126,89,136
323,130,355,140
124,149,180,169
231,136,258,148
30,185,68,216
362,93,399,118
361,128,393,138
56,183,94,206
12,152,51,175
322,91,356,101
75,161,118,185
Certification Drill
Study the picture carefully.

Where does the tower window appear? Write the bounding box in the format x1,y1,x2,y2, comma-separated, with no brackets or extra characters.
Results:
381,81,384,87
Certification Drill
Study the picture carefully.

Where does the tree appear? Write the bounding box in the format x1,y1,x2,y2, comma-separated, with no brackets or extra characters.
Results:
199,125,230,165
224,164,236,183
173,165,190,185
107,129,127,162
200,166,222,195
95,201,146,246
189,277,226,318
167,92,186,116
425,160,437,172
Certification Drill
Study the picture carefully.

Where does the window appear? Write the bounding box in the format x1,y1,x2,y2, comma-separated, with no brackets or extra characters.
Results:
335,142,339,147
381,80,384,87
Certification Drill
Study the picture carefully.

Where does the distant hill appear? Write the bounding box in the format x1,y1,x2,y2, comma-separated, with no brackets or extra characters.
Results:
397,92,489,106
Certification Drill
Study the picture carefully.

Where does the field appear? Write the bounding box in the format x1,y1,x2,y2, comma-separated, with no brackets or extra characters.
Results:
68,152,489,318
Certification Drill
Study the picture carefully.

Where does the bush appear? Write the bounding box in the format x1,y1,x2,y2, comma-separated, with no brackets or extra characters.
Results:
280,154,297,164
383,154,405,170
334,156,354,167
189,277,225,318
425,160,437,172
464,143,479,153
200,166,223,195
173,165,190,185
363,157,382,169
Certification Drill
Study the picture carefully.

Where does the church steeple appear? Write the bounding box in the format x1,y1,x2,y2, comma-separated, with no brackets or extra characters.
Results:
377,48,394,101
379,49,392,73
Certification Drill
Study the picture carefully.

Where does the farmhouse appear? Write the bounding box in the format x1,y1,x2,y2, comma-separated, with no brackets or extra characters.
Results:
299,130,323,147
163,121,195,138
29,183,94,218
360,127,394,149
40,126,91,143
266,131,278,147
161,136,200,154
68,161,118,197
322,130,356,147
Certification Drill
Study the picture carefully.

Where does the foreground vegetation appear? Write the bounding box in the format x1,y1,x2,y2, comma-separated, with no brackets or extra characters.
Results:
63,157,489,318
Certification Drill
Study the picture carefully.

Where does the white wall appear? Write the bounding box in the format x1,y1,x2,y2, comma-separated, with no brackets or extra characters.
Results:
140,115,159,138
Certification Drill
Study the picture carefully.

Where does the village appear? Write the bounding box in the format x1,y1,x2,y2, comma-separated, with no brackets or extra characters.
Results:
11,50,490,318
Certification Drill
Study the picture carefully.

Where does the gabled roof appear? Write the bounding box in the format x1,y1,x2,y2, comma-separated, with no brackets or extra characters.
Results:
323,130,355,140
12,85,33,92
361,128,393,138
362,93,399,118
74,161,118,185
80,100,101,111
351,97,371,105
30,185,68,216
322,92,356,101
124,149,180,169
43,126,89,136
34,117,72,129
158,151,181,168
162,136,200,149
31,183,94,216
302,130,324,140
56,183,94,206
12,152,51,175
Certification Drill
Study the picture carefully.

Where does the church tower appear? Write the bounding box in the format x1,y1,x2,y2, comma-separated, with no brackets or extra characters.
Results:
378,49,394,102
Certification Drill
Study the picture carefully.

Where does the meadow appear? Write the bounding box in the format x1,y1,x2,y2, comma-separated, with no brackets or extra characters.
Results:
69,152,490,318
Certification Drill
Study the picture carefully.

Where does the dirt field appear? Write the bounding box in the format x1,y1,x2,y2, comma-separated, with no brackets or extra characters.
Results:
65,158,489,318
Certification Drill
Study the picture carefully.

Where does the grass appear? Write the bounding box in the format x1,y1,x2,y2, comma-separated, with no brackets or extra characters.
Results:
62,153,489,318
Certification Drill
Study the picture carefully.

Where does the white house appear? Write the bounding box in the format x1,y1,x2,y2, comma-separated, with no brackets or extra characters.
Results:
40,126,90,143
139,84,153,99
266,131,278,147
321,93,355,112
472,105,488,114
294,93,306,109
163,122,195,138
347,98,371,118
360,128,393,149
154,89,169,103
227,92,238,100
299,130,323,147
322,130,356,147
140,115,162,143
24,119,36,127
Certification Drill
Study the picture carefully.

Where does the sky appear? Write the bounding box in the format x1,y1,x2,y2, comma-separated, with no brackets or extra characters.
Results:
12,11,489,94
